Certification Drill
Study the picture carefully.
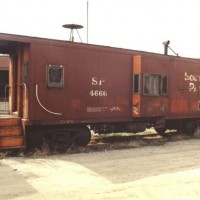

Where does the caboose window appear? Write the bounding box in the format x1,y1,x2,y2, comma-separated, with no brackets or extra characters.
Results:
133,74,140,93
143,74,160,96
143,74,168,96
161,75,168,95
46,65,64,88
0,70,9,99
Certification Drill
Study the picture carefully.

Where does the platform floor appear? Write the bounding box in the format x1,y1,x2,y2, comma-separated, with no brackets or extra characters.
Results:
0,115,18,119
0,102,9,115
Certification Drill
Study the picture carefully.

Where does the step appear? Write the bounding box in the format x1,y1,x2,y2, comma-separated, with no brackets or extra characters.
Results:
0,116,24,149
0,126,23,137
0,136,24,148
0,117,21,127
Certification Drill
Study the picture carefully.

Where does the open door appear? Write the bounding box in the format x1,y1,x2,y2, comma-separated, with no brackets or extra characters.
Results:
0,56,9,114
0,40,29,118
0,40,29,149
10,45,29,118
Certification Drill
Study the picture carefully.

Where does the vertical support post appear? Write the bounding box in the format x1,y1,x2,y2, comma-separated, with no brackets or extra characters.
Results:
162,40,170,55
87,1,89,43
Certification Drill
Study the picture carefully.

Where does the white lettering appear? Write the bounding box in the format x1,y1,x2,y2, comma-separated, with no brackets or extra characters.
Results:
91,77,105,85
189,82,197,92
91,77,98,85
90,90,108,97
99,79,105,85
90,77,107,97
87,107,108,113
184,72,200,82
184,72,190,81
184,72,200,93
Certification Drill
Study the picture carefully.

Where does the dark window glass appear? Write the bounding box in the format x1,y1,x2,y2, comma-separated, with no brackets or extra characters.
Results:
22,62,29,84
46,65,64,88
133,74,140,93
161,75,168,95
143,74,168,96
143,74,160,96
0,70,9,99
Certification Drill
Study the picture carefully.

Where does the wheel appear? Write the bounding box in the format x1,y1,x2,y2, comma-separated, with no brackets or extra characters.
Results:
183,123,197,135
51,131,71,152
74,127,91,147
26,131,43,150
155,127,166,136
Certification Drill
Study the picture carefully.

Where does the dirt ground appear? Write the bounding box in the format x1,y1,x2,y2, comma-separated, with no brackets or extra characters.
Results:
1,139,200,200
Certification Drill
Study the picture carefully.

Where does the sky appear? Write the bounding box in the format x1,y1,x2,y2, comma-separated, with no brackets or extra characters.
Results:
0,0,200,58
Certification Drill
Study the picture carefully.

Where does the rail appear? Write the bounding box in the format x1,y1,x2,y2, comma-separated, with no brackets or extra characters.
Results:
35,84,62,116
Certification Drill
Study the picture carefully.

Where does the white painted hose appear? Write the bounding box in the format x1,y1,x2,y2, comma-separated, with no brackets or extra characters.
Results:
35,84,62,116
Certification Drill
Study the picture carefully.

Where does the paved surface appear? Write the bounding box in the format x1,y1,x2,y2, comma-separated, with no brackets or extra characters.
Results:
1,139,200,200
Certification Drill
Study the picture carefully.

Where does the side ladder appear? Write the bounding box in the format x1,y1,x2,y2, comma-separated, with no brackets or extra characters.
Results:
0,116,25,149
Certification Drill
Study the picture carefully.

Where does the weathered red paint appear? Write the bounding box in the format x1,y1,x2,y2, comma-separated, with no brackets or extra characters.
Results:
0,32,200,149
0,32,200,124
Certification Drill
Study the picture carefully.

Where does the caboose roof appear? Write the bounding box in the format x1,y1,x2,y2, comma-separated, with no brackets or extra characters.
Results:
0,32,199,61
0,32,162,56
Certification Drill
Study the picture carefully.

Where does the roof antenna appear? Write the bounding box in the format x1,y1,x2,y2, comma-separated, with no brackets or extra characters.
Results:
63,24,84,42
87,1,89,43
162,40,179,56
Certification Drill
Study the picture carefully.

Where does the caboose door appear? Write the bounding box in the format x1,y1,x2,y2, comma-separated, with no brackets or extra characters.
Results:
0,39,29,118
0,45,29,118
0,40,29,149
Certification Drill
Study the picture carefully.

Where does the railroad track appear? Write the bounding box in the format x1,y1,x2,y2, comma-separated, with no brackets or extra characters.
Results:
1,130,195,157
68,130,192,154
91,130,177,143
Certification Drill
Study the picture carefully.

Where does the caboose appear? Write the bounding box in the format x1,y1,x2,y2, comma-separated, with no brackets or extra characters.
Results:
0,32,200,150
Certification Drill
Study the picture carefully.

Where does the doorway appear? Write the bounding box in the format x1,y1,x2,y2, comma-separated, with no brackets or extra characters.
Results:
0,56,9,114
0,38,30,118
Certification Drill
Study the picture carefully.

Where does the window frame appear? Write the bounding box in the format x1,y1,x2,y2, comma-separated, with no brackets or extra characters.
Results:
133,74,140,94
143,73,168,96
46,64,64,88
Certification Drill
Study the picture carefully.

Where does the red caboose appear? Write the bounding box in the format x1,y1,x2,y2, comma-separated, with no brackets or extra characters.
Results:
0,32,199,150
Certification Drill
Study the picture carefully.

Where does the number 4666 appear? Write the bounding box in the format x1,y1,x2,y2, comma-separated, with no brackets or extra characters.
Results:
89,90,108,97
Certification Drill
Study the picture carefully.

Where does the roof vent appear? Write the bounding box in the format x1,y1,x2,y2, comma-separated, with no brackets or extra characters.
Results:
162,40,179,56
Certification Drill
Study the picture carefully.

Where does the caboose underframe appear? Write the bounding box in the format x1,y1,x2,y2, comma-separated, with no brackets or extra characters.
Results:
0,32,200,150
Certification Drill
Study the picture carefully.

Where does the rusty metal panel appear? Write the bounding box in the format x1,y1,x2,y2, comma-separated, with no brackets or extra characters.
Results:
132,94,141,116
133,55,142,73
28,42,133,123
2,33,200,125
169,58,200,117
132,56,141,117
132,54,200,119
141,97,169,117
132,55,171,118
